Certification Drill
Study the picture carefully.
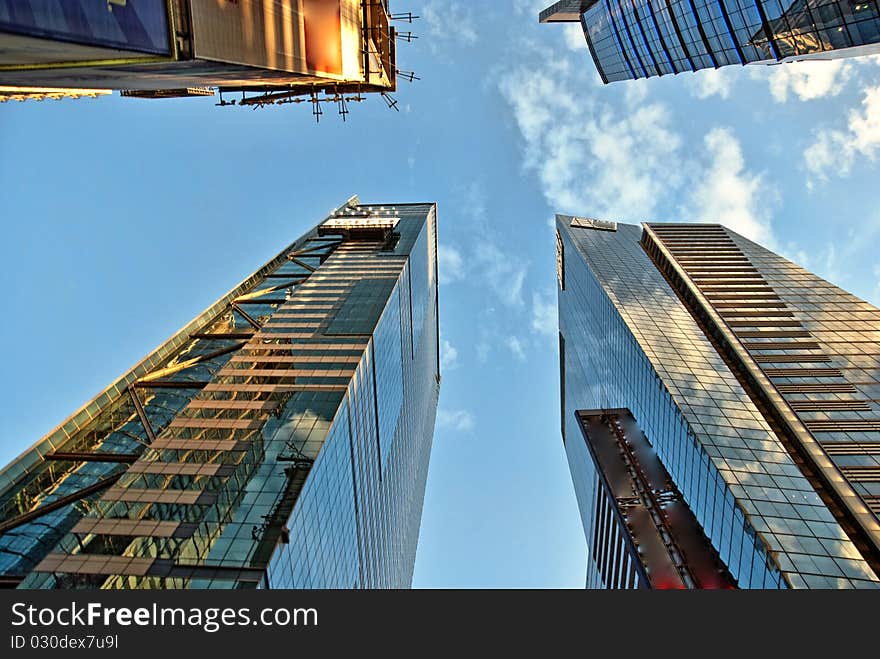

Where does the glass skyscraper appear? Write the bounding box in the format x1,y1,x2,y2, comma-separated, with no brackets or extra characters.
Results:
557,215,880,588
0,197,439,590
540,0,880,83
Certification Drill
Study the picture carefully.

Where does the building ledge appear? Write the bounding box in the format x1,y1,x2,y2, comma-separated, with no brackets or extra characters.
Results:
539,0,595,22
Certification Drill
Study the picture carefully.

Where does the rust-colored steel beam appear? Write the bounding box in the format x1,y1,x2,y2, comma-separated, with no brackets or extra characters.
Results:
46,452,140,464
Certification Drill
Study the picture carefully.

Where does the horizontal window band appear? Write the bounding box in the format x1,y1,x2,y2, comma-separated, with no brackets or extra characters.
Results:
788,400,872,412
752,354,832,363
743,341,821,350
693,279,766,286
34,554,156,578
675,258,751,263
806,420,880,432
32,555,264,583
101,488,217,506
763,368,843,377
72,518,197,539
168,418,266,430
217,368,356,378
669,251,744,256
713,302,789,309
251,333,316,339
662,241,737,247
201,383,348,393
722,313,797,319
840,467,880,482
228,355,361,364
699,285,774,292
707,295,782,301
735,330,813,338
185,399,280,411
777,383,856,393
727,321,802,327
824,442,880,455
125,462,234,477
239,342,367,350
149,439,247,451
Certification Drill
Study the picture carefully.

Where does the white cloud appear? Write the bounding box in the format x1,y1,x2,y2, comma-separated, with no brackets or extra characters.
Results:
805,83,880,184
422,1,477,47
438,244,465,285
691,58,858,103
784,214,880,295
440,339,459,371
688,55,867,104
531,290,557,337
688,68,736,100
817,243,841,287
498,56,683,220
562,24,586,52
683,127,775,246
475,242,527,308
758,59,853,104
513,0,548,15
437,409,475,432
445,181,532,305
499,45,774,244
505,336,526,361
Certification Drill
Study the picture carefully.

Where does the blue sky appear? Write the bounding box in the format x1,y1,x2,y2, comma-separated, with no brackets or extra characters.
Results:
1,1,879,588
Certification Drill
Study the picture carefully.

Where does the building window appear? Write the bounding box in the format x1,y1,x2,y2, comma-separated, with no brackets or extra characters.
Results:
559,332,566,441
556,229,565,290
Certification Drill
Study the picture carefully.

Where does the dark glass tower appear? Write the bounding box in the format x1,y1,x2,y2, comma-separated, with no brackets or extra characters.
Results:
0,197,439,589
557,215,880,588
540,0,880,83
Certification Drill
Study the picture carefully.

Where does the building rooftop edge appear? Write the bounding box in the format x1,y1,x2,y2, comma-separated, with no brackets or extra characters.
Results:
539,1,595,22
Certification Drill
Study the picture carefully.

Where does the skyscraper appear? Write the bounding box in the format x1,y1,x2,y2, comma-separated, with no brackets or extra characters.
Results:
0,1,399,107
540,0,880,83
0,197,439,589
556,215,880,588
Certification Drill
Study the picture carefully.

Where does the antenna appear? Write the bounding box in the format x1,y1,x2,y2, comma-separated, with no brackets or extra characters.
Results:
337,95,349,122
310,92,323,123
381,92,400,112
396,69,420,82
396,31,418,42
390,12,419,23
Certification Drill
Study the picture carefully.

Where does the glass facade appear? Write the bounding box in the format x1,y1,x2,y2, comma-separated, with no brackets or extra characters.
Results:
0,198,439,590
557,215,880,588
542,0,880,83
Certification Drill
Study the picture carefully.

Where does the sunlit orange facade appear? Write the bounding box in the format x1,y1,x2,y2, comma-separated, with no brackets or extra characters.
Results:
0,1,397,102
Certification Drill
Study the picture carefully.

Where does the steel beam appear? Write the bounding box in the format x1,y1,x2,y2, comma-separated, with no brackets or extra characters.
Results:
127,386,157,444
132,380,210,390
231,303,263,330
137,342,246,384
0,474,123,535
46,452,140,464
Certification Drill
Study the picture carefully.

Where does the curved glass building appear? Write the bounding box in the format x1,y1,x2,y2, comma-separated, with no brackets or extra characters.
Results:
541,0,880,83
